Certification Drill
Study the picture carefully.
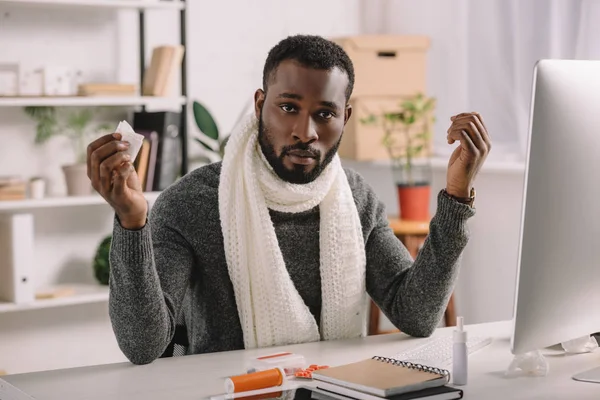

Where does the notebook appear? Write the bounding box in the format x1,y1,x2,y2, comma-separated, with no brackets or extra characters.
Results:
311,356,450,398
315,382,463,400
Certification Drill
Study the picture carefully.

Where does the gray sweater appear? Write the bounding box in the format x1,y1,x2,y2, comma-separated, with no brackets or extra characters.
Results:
108,162,475,365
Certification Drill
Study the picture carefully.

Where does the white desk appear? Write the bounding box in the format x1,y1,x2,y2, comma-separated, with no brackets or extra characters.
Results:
3,320,600,399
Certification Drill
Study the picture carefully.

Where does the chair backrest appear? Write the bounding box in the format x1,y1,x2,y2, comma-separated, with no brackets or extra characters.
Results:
160,309,189,358
160,323,189,358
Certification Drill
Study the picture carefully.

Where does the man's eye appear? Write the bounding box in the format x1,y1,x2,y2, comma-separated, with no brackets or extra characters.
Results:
280,104,296,113
319,111,334,119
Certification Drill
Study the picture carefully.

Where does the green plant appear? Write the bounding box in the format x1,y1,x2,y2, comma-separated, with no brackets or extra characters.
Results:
192,100,228,159
93,234,112,285
24,106,113,164
360,93,436,185
190,99,254,164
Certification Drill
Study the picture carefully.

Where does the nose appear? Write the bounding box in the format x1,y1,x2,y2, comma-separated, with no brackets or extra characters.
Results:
292,114,318,143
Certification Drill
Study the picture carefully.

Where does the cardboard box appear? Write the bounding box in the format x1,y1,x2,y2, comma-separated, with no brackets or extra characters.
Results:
339,96,434,161
331,35,430,97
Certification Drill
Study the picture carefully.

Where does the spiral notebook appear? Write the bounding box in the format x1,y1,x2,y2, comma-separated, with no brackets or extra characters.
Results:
311,356,450,398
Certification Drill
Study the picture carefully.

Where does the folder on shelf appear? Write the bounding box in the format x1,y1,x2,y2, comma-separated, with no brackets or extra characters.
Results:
0,214,35,304
133,111,182,191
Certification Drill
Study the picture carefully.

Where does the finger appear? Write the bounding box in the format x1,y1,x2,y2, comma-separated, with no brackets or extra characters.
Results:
90,140,130,192
448,123,478,149
449,120,486,155
448,114,475,143
459,129,478,156
113,162,133,197
471,112,492,150
99,151,132,194
87,133,121,178
450,112,473,121
452,113,491,150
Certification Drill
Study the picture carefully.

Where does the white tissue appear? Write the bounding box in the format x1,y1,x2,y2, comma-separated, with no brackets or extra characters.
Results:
505,350,549,378
115,120,144,161
561,335,599,354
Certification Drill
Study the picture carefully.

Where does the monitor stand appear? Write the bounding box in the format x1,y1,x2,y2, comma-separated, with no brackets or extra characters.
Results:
572,333,600,383
573,366,600,383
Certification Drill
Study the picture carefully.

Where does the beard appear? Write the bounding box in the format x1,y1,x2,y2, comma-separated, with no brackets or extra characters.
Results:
258,110,341,184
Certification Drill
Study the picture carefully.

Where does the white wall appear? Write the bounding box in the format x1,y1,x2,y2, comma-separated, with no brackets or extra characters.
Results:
0,0,526,375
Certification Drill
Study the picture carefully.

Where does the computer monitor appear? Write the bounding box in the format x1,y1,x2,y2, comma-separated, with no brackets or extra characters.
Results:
511,59,600,382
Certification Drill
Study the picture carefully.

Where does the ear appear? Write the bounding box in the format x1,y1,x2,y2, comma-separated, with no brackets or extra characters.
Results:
344,104,352,126
254,89,265,119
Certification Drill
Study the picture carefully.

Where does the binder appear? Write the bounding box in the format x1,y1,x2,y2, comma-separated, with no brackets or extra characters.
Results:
0,214,35,304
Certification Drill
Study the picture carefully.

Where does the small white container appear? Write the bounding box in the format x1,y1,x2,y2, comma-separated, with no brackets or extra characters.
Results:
29,178,46,200
452,316,468,385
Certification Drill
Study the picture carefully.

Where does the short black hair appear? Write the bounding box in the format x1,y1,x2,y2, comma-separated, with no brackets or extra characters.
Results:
262,34,355,101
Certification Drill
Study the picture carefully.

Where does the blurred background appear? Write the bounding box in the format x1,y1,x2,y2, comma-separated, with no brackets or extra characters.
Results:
1,0,599,376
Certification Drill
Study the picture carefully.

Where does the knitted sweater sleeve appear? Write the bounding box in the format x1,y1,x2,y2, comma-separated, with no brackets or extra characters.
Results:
108,190,194,365
364,188,475,337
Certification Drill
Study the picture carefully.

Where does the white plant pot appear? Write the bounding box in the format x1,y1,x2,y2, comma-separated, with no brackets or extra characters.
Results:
62,163,92,196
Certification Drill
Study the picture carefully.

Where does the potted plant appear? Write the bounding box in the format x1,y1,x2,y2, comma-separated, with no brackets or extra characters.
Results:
24,106,112,196
93,234,112,285
189,99,254,165
361,93,436,221
191,100,226,164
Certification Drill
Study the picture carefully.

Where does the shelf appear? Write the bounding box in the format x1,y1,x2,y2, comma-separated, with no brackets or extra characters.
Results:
0,284,109,314
359,156,525,174
0,95,186,108
0,191,161,212
0,0,184,10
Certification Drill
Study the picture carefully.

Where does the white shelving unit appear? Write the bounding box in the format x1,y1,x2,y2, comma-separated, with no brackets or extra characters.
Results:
0,0,184,312
0,96,186,108
0,0,187,375
0,191,161,310
0,0,184,10
0,191,160,212
0,284,109,314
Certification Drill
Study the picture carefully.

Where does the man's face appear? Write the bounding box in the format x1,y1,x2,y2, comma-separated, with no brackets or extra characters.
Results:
254,60,352,184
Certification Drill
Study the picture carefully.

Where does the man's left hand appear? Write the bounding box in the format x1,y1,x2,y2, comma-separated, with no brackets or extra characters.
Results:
445,112,491,198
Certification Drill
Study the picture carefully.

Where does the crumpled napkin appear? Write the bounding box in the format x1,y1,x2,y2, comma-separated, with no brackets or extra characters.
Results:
505,350,549,377
115,120,144,161
562,335,599,354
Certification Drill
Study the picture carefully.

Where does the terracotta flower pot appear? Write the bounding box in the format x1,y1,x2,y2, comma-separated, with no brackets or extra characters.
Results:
397,183,431,221
392,161,432,221
62,163,92,196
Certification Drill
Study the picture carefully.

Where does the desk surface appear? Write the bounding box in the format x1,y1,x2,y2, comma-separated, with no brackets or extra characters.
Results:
4,320,600,400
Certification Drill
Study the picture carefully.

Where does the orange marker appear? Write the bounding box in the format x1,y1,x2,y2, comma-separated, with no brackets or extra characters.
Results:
225,367,286,394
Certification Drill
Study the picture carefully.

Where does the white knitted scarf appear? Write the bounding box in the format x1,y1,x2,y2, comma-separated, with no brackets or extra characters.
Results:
218,113,368,349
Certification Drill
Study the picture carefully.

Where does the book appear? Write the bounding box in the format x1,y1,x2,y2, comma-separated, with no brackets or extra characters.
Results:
311,356,450,398
130,130,160,192
316,381,463,400
77,83,137,96
157,45,184,96
142,45,185,97
140,131,159,192
0,178,26,201
134,139,151,189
